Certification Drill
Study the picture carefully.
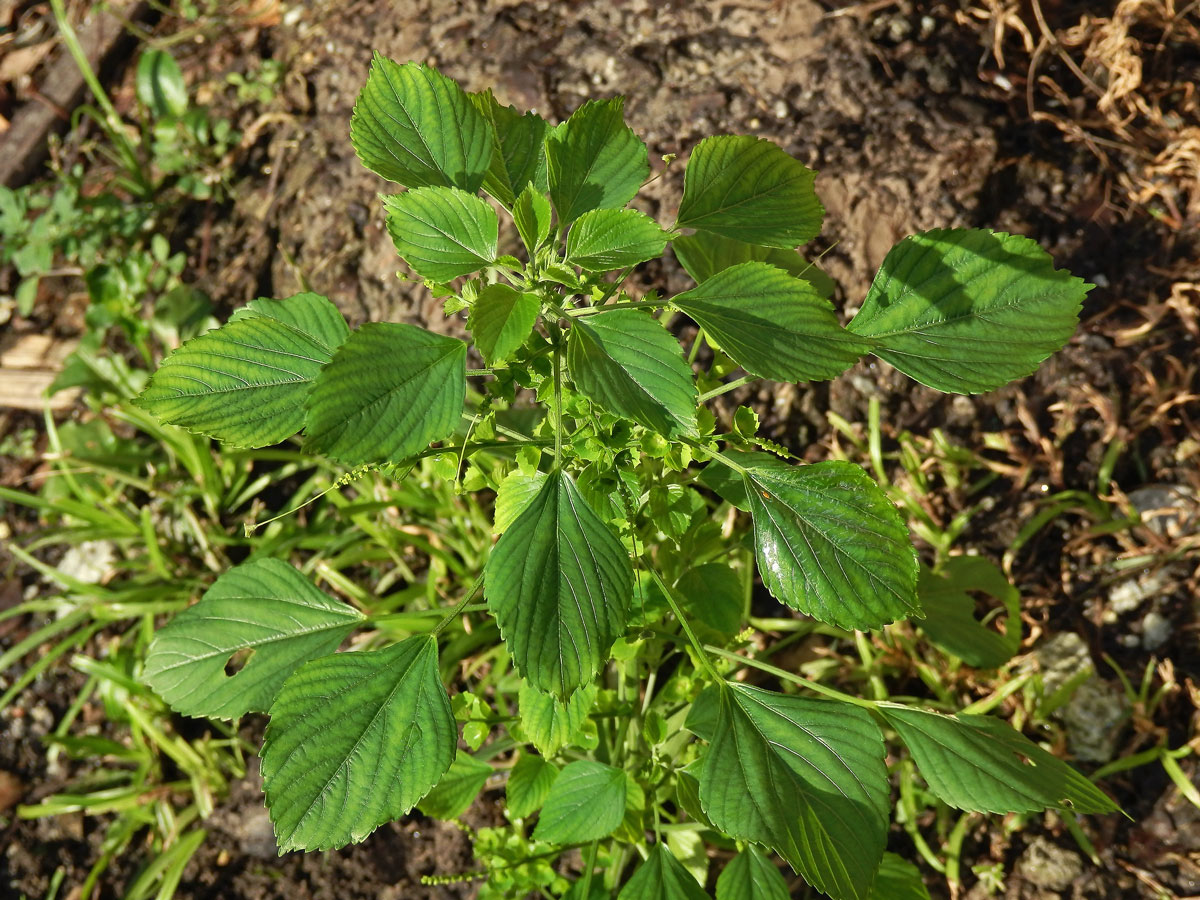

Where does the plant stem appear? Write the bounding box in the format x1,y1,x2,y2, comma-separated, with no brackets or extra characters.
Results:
432,571,486,637
704,644,878,710
682,438,748,475
646,567,722,683
567,298,665,316
465,368,492,377
553,339,564,469
579,841,600,898
698,375,757,402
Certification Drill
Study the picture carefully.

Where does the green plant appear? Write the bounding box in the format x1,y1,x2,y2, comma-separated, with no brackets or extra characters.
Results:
131,56,1114,898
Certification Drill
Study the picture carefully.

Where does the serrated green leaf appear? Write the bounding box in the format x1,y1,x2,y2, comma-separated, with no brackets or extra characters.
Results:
673,232,823,288
741,454,919,630
484,470,632,696
618,843,712,900
676,136,823,249
533,760,625,844
566,208,670,272
506,754,558,819
417,750,492,819
671,262,869,383
382,186,498,282
350,55,492,191
546,98,649,225
514,184,553,256
568,310,697,437
469,284,540,365
878,705,1117,815
304,323,466,466
519,682,598,757
868,854,930,900
142,559,362,720
846,229,1089,393
261,635,455,851
493,468,548,534
136,292,349,448
716,847,790,900
470,89,549,206
918,557,1020,668
699,684,889,900
676,563,743,638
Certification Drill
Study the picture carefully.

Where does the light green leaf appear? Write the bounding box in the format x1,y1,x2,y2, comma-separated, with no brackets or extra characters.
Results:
868,854,930,900
918,557,1020,668
304,323,466,467
506,754,558,819
568,309,698,437
383,186,498,282
676,563,743,638
671,262,870,382
716,847,790,900
699,684,889,900
142,559,362,720
673,232,826,289
518,681,598,757
618,843,712,900
470,89,549,206
741,454,919,630
878,705,1117,815
350,55,492,191
261,635,456,851
676,136,823,249
493,468,548,534
846,229,1090,393
417,750,492,819
136,49,187,118
667,828,710,890
514,183,553,256
546,97,649,225
533,760,626,844
484,470,632,697
136,292,349,448
566,208,670,272
469,284,540,365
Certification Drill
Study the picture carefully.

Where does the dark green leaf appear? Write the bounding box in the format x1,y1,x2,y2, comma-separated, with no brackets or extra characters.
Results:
879,705,1117,815
470,90,549,206
304,323,466,466
868,854,930,900
673,232,822,287
350,55,492,191
469,284,540,365
676,563,743,638
142,559,362,719
619,843,712,900
716,847,790,900
568,310,698,437
546,98,649,225
566,208,671,272
417,750,492,819
383,186,498,282
136,292,349,448
519,682,598,757
506,754,558,819
846,229,1090,393
513,184,553,256
671,262,870,382
742,454,919,630
261,635,456,851
533,760,626,844
676,136,823,249
484,470,632,697
918,557,1020,668
136,50,188,118
699,684,889,900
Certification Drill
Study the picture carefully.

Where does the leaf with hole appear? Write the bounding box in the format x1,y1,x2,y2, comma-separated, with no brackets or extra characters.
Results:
350,55,492,191
304,323,466,466
846,229,1090,393
142,559,363,720
261,635,456,851
136,292,349,448
484,470,632,697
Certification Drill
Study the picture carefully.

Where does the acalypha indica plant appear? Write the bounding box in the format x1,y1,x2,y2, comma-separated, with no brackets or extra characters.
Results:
136,54,1114,899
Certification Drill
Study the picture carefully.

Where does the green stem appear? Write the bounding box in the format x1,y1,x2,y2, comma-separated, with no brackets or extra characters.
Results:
682,438,748,475
466,368,492,377
646,568,722,683
698,375,757,402
579,841,600,898
553,340,564,469
432,571,486,637
567,298,665,316
703,644,878,710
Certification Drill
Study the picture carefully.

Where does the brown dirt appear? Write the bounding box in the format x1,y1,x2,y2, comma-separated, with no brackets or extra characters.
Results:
3,0,1199,898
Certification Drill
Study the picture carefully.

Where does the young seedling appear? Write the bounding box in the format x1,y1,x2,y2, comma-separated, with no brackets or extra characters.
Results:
135,55,1112,899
